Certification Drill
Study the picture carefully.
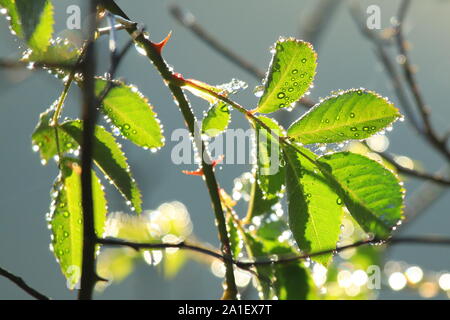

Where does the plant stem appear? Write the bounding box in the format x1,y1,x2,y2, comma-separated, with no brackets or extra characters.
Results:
102,0,238,299
78,0,99,301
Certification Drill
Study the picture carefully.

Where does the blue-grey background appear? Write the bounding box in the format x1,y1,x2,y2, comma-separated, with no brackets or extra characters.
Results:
0,0,449,299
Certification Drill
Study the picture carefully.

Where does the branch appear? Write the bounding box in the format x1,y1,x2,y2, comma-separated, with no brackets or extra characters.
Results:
299,0,340,51
348,2,422,134
0,266,50,300
403,164,450,224
78,0,100,301
363,142,450,186
102,0,239,300
394,0,450,161
169,4,264,80
98,235,450,269
78,5,135,300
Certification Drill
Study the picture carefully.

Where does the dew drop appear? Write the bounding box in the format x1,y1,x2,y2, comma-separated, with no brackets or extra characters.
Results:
277,92,286,99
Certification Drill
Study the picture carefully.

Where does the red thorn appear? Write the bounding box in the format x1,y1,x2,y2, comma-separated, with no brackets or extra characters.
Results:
172,72,185,81
211,155,224,167
152,31,172,54
182,169,204,176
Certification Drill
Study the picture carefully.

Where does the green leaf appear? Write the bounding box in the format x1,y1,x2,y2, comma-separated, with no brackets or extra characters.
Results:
226,213,242,259
245,221,312,300
255,116,285,199
0,0,54,52
233,172,279,222
163,251,187,279
49,158,107,289
288,89,401,144
95,78,165,150
31,103,77,163
61,121,142,213
247,181,280,220
317,152,404,238
256,38,317,113
97,248,136,285
284,146,343,265
22,37,81,76
201,101,231,137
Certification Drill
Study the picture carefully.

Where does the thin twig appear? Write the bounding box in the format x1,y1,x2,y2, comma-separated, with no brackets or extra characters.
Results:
98,235,450,270
169,4,265,80
394,0,450,161
0,266,50,300
403,165,450,224
363,142,450,186
299,0,340,51
348,2,422,133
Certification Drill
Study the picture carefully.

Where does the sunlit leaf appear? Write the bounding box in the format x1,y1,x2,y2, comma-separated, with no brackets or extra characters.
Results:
49,158,107,289
22,37,81,76
255,116,285,199
255,38,316,113
284,146,343,265
202,101,231,137
97,248,136,287
245,220,312,300
226,212,242,259
317,152,404,238
61,121,142,213
288,89,401,144
31,104,76,163
232,172,279,222
95,78,165,150
0,0,54,52
163,251,187,279
247,180,280,221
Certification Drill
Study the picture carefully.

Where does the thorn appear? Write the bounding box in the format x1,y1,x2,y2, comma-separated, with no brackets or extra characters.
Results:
152,31,172,54
171,72,187,86
211,155,224,167
182,168,204,176
94,274,109,283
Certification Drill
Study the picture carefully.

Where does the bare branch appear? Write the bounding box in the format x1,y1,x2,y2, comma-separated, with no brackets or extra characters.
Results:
299,0,340,50
0,266,49,300
348,2,423,133
169,4,265,80
98,235,450,270
394,0,450,161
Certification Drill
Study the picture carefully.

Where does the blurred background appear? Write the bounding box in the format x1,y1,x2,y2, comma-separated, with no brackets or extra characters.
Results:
0,0,449,299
